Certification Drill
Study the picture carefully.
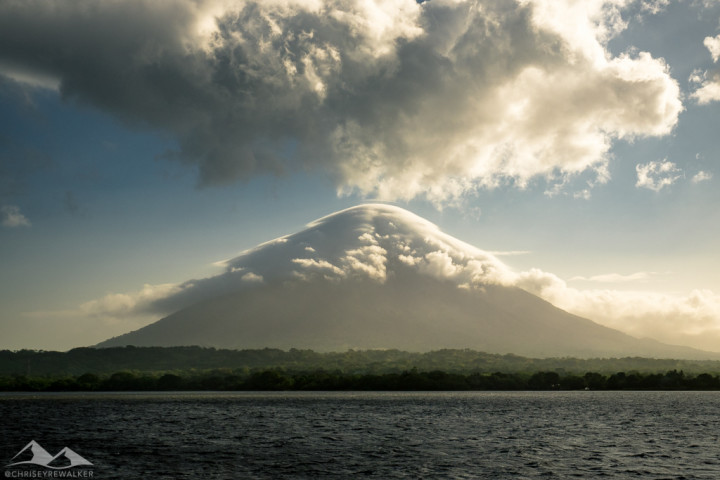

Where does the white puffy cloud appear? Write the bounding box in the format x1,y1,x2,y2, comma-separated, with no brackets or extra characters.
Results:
0,0,682,202
341,243,388,281
704,34,720,62
639,0,670,14
690,68,720,104
398,253,422,266
0,205,31,228
635,159,682,191
419,251,464,280
241,271,264,283
292,232,389,281
292,257,346,280
513,268,720,351
691,78,720,104
690,35,720,104
79,283,185,318
692,170,713,183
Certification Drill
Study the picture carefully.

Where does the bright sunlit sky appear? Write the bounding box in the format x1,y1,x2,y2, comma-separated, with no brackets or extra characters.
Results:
1,0,720,351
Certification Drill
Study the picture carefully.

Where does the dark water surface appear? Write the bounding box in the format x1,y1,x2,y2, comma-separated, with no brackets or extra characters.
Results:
1,391,719,479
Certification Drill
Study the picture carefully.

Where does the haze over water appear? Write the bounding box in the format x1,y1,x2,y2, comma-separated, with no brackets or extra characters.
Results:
2,391,719,478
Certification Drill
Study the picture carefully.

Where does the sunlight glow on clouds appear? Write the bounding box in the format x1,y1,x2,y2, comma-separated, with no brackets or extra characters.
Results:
0,0,682,203
0,62,60,91
515,269,720,351
80,283,185,319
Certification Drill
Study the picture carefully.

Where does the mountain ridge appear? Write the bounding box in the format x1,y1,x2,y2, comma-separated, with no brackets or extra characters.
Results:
97,204,718,359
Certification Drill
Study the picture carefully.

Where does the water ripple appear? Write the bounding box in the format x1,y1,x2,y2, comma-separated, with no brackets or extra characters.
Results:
2,391,720,479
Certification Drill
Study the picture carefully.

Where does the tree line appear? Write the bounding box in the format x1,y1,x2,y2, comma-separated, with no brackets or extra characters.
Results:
3,346,720,376
2,368,720,391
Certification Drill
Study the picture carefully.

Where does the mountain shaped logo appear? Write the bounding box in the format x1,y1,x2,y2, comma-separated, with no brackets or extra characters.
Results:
6,440,93,469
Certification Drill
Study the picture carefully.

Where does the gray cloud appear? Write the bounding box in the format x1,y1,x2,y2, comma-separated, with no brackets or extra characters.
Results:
0,0,682,202
1,205,31,228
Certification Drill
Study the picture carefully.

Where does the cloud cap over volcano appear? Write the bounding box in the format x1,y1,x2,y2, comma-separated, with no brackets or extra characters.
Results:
85,204,514,317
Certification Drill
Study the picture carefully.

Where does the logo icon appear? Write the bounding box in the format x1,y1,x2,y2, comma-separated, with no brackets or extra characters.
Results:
6,440,93,470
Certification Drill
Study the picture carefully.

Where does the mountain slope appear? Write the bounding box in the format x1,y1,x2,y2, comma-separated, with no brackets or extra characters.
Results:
97,204,715,359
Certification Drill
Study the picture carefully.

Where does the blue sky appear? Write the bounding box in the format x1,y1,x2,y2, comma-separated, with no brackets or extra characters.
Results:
1,0,720,351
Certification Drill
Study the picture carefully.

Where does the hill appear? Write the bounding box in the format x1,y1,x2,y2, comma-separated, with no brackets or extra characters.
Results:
97,204,718,359
4,347,720,377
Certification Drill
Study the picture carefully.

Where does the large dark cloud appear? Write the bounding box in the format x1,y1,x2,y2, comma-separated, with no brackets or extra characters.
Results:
0,0,682,201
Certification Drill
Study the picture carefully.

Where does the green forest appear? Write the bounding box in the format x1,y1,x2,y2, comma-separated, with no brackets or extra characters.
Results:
2,368,719,392
2,346,720,391
3,346,720,376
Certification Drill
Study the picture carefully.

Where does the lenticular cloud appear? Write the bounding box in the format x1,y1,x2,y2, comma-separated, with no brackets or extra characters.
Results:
0,0,682,201
114,204,514,316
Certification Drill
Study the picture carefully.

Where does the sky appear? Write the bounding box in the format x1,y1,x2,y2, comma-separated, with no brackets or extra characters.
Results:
1,0,719,352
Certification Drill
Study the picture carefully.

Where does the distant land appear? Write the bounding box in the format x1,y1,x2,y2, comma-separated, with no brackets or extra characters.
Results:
4,347,720,392
4,347,720,377
96,205,720,360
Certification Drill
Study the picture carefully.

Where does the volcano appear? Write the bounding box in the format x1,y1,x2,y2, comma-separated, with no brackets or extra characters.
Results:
97,204,713,359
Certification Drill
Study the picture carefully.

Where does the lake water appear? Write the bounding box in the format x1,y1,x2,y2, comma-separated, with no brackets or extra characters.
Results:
1,391,719,479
